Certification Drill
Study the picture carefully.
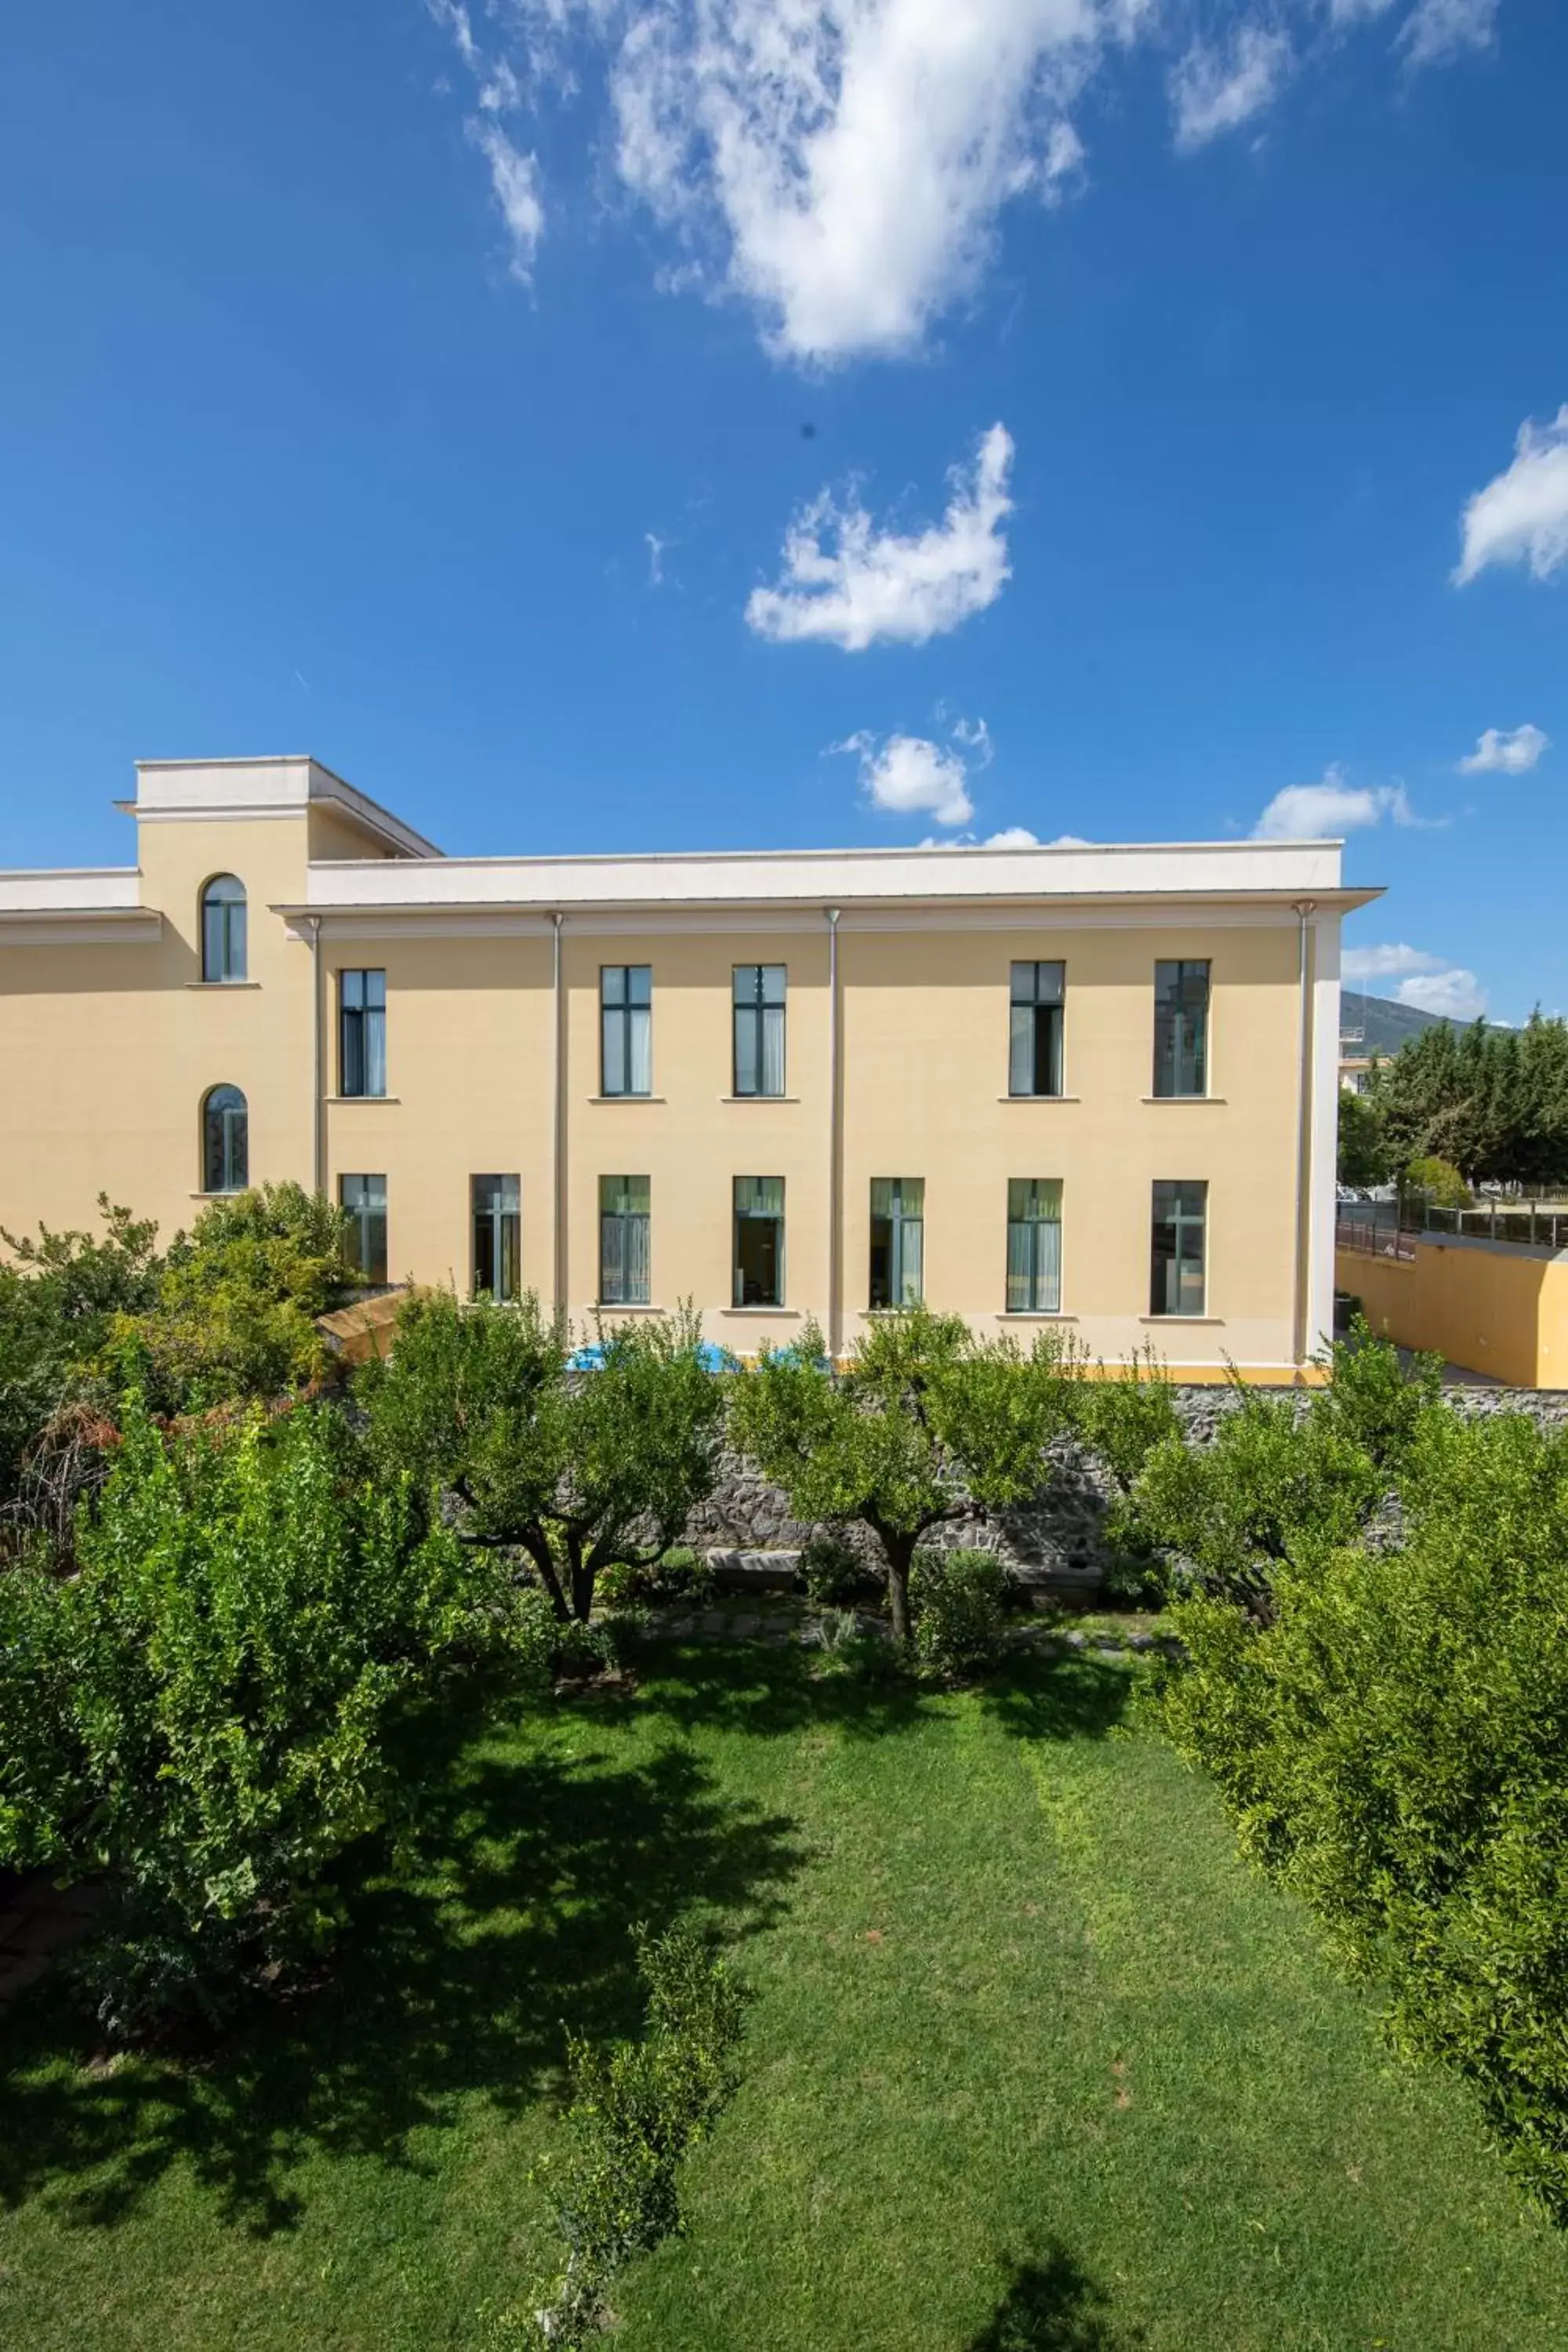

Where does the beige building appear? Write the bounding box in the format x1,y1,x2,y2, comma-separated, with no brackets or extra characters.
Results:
0,757,1380,1377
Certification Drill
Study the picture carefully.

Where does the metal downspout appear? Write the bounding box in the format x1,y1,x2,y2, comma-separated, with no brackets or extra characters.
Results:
1291,898,1318,1370
826,907,842,1363
552,911,566,1327
307,916,324,1196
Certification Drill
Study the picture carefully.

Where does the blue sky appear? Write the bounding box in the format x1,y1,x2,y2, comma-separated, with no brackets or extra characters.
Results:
0,0,1563,1019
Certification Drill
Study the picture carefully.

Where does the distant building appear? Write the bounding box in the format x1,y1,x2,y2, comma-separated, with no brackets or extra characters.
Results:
0,757,1382,1379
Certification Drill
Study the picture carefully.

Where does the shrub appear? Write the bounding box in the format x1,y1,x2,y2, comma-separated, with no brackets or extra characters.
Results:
1133,1395,1381,1610
110,1183,358,1411
800,1528,877,1606
499,1924,746,2348
0,1396,546,2036
1315,1312,1443,1475
598,1543,714,1610
1157,1406,1568,2211
913,1546,1007,1678
1403,1155,1471,1212
1071,1352,1180,1497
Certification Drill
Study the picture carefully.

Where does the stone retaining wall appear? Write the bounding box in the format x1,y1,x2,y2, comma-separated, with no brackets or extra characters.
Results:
684,1380,1568,1600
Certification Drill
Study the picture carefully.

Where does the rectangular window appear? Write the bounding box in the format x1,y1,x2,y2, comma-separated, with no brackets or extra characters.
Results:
472,1173,521,1303
1006,1179,1062,1313
340,1174,388,1286
340,969,387,1098
869,1178,925,1309
601,966,652,1097
1150,1180,1207,1317
733,1176,784,1306
600,1175,652,1305
1152,960,1210,1098
733,965,786,1097
1008,962,1065,1097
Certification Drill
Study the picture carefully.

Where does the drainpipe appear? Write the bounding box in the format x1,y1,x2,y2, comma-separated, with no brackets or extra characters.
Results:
307,916,325,1196
1291,899,1318,1370
826,907,843,1363
552,911,566,1327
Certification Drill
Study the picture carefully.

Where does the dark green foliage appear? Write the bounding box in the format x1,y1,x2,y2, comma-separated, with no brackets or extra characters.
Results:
0,1397,549,2036
360,1291,724,1623
1069,1354,1179,1498
1337,1087,1393,1189
729,1308,1070,1644
598,1543,715,1610
0,1196,162,1509
912,1545,1007,1677
800,1527,878,1606
111,1182,358,1411
501,1924,746,2348
1158,1405,1568,2211
1370,1011,1568,1190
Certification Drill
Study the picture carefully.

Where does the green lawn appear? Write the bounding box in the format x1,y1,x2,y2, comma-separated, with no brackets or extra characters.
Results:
4,1636,1568,2351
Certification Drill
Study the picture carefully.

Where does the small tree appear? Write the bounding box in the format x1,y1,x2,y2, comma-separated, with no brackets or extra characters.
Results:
728,1308,1073,1645
1337,1088,1392,1190
360,1292,724,1623
110,1182,358,1410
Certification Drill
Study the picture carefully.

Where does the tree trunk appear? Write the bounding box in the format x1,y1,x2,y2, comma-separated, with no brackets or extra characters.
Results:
565,1530,596,1624
520,1528,570,1622
884,1532,916,1649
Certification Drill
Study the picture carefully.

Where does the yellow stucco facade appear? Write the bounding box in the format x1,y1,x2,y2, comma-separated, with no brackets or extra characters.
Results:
1,757,1377,1377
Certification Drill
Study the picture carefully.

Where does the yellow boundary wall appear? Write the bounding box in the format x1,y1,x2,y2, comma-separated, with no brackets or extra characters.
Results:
1337,1235,1568,1390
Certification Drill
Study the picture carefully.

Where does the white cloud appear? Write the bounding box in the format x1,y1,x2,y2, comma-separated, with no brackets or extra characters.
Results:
429,0,477,71
645,531,668,585
1398,967,1487,1019
952,715,996,765
983,825,1041,848
1328,0,1399,20
1342,942,1446,980
837,731,975,826
746,423,1014,651
1399,0,1498,68
608,0,1120,363
1251,765,1422,839
1454,406,1568,585
479,57,523,112
1458,722,1548,775
469,122,544,278
1170,24,1294,152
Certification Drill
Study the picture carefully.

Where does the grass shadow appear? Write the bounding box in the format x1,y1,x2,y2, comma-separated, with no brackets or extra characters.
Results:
0,1693,804,2238
980,1647,1137,1744
626,1634,930,1742
969,2243,1143,2350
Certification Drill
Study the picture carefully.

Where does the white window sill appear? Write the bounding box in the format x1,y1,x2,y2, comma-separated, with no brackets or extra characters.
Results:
588,1094,666,1104
720,1094,799,1104
1000,1311,1077,1320
190,1189,248,1200
1139,1314,1223,1325
326,1094,401,1105
721,1305,799,1316
184,980,260,990
1142,1094,1226,1105
595,1301,666,1312
999,1094,1080,1103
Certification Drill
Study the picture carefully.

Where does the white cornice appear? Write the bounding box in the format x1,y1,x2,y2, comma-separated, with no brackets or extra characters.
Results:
132,757,441,859
0,868,143,914
0,909,162,946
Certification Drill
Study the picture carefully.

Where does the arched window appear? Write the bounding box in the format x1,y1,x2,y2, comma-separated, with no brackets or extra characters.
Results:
201,1085,249,1194
201,874,247,982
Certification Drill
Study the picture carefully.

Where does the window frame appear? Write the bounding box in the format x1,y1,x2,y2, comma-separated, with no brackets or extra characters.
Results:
200,874,248,984
471,1173,521,1304
339,967,387,1099
599,1174,652,1306
1005,1178,1063,1314
1152,960,1211,1099
201,1083,249,1194
732,1175,785,1307
600,965,653,1098
868,1177,925,1310
339,1173,388,1285
1149,1178,1208,1317
1007,962,1065,1098
732,964,787,1098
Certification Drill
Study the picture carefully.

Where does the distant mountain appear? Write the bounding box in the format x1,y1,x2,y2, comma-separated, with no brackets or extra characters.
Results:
1339,991,1446,1057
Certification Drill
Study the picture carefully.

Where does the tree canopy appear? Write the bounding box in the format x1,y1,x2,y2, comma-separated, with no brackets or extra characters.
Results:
1363,1013,1568,1191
